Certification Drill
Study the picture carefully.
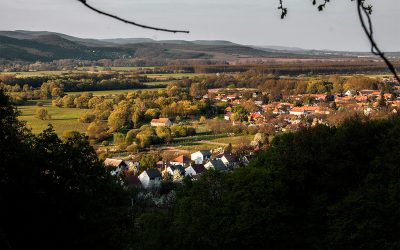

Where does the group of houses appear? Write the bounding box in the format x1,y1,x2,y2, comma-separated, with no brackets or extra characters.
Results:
104,149,253,189
219,85,400,132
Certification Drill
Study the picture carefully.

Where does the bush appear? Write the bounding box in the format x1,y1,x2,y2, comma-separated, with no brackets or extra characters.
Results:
79,112,96,123
126,143,138,153
35,108,51,120
125,129,140,145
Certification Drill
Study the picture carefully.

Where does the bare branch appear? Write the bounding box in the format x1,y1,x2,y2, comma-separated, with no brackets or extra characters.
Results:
356,0,400,82
77,0,189,34
278,0,399,82
278,0,288,19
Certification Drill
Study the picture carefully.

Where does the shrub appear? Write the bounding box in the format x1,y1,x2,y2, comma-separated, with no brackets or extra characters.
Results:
35,108,51,120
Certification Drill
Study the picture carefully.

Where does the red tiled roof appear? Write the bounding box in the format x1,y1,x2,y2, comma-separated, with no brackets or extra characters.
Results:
151,118,170,124
173,155,190,164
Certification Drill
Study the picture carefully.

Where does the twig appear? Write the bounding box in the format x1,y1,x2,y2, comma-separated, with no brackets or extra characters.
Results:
76,0,189,34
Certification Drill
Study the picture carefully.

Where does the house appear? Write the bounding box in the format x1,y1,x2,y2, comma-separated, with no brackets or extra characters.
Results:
289,106,318,116
216,153,239,169
150,118,172,127
138,168,162,189
241,154,256,166
227,95,237,101
384,93,393,101
359,89,375,96
344,89,357,96
104,158,128,175
124,173,142,189
250,112,263,121
254,100,263,106
205,159,227,171
167,165,185,176
170,155,191,167
185,164,206,177
315,107,331,115
191,150,212,164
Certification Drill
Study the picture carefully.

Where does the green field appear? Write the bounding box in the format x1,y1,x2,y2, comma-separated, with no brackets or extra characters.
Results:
144,73,205,78
18,100,88,135
76,66,156,71
0,71,82,77
66,88,164,96
211,135,253,144
144,81,174,86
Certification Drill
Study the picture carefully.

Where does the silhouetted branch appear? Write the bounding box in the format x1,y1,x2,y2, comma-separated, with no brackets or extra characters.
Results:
279,0,399,83
76,0,189,34
278,0,288,19
356,0,400,82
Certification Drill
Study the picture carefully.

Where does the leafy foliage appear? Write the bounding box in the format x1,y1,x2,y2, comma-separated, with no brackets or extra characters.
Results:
168,116,400,249
0,90,134,250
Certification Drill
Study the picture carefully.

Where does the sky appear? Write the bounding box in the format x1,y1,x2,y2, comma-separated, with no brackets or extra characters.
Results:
0,0,399,51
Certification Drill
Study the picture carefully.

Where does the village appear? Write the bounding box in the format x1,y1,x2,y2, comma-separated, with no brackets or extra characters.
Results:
104,76,400,190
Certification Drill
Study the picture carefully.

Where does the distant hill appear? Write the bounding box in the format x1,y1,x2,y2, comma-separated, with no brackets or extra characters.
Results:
2,30,397,62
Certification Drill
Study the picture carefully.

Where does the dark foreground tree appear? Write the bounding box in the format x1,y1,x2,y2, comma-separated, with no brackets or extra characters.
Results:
169,116,400,249
0,90,134,250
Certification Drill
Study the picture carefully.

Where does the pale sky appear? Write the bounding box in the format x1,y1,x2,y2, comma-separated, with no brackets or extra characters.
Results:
0,0,399,51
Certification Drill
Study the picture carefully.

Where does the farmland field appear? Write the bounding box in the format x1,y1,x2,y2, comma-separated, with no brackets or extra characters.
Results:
144,73,206,78
66,87,164,96
18,100,88,135
0,71,81,77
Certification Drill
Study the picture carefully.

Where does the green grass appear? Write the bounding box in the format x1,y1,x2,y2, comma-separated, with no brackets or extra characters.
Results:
0,71,82,77
66,88,164,96
177,143,221,151
18,100,88,135
143,73,205,78
211,135,253,144
172,133,228,143
143,81,174,86
76,66,156,71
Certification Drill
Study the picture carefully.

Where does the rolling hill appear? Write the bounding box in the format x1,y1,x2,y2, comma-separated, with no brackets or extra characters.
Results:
2,30,396,62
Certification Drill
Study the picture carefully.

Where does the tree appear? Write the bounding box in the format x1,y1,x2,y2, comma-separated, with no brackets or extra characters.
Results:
155,126,172,143
79,112,96,123
62,95,75,108
35,107,51,120
62,130,81,139
190,82,207,98
139,153,159,170
0,89,135,249
252,132,267,147
199,115,206,124
125,129,139,145
51,87,64,98
87,121,108,141
172,169,183,182
131,109,141,129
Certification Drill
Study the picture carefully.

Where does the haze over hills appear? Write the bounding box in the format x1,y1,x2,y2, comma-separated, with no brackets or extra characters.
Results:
1,30,398,62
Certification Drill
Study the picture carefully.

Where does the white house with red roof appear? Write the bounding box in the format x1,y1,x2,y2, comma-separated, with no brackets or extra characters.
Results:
150,118,172,127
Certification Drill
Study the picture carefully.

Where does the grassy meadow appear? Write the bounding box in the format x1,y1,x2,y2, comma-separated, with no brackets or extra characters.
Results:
18,100,88,135
66,87,164,96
